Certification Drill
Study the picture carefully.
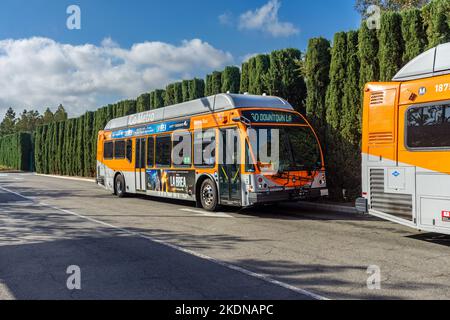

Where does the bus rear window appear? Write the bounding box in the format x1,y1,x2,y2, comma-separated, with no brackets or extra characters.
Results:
406,104,450,149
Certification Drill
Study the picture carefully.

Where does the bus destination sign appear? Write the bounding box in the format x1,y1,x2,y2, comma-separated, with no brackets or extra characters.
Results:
241,111,305,124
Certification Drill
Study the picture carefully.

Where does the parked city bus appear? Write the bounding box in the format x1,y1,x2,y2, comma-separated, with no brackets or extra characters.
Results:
97,93,327,211
357,42,450,235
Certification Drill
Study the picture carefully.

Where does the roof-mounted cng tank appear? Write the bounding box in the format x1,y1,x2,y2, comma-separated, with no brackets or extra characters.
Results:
392,42,450,81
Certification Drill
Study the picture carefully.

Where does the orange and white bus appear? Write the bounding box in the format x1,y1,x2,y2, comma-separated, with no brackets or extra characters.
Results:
357,42,450,234
97,93,327,211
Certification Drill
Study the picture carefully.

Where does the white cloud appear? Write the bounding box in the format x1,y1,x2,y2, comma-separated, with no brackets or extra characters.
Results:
238,0,299,38
0,37,233,117
218,12,233,26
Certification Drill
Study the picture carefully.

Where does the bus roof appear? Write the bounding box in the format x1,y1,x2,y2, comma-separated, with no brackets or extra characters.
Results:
393,42,450,81
104,93,294,131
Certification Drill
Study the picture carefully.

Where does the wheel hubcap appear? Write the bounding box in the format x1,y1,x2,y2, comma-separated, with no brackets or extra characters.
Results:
202,184,214,207
117,181,122,193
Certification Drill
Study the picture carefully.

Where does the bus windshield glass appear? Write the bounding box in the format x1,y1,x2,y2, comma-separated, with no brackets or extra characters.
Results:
247,126,321,172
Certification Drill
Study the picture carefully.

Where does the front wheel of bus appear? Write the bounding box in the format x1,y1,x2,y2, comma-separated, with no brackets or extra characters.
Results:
200,179,218,211
115,174,126,198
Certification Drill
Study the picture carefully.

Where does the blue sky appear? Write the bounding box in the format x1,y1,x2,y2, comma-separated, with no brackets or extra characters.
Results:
0,0,362,116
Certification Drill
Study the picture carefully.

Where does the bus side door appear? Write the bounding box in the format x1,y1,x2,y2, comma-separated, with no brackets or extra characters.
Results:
135,138,146,192
219,128,242,205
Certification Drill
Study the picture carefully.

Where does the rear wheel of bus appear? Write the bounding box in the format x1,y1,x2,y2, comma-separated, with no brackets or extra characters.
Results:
200,178,218,211
115,174,126,198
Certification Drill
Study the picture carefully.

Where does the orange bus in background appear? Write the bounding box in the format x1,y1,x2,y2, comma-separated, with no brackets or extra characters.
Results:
357,42,450,235
97,93,328,211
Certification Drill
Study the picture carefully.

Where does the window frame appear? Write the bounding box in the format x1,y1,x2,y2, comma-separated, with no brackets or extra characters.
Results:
147,136,155,168
194,128,217,169
126,139,132,163
172,131,192,168
405,100,450,152
114,140,126,159
103,141,114,160
155,135,172,168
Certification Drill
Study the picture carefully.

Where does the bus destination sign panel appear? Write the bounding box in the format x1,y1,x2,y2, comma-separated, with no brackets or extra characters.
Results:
241,111,305,124
112,120,190,139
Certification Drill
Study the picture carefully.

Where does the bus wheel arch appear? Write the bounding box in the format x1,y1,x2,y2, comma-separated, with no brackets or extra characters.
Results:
114,172,126,198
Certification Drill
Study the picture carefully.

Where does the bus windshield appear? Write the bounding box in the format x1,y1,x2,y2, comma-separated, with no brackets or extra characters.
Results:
247,126,322,172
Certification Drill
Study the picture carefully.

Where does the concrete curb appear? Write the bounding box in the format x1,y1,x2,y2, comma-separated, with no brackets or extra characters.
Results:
292,201,357,214
35,173,95,183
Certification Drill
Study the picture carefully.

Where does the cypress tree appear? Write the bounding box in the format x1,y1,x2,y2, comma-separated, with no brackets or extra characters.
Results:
84,112,94,177
182,80,190,102
379,11,404,81
266,48,307,112
208,71,222,95
248,54,270,95
402,8,427,64
341,31,362,200
189,78,205,100
325,32,348,200
57,120,65,175
76,116,84,176
305,37,331,144
136,93,151,112
240,62,249,93
326,32,347,131
152,90,165,109
221,66,241,93
422,0,450,48
358,21,379,91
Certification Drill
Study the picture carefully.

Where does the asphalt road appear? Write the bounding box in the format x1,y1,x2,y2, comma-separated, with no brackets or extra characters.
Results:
0,173,449,300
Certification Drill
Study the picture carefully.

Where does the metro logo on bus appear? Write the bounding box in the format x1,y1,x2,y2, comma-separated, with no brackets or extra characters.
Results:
442,211,450,222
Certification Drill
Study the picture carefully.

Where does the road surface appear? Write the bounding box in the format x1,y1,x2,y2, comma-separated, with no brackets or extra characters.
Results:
0,173,449,300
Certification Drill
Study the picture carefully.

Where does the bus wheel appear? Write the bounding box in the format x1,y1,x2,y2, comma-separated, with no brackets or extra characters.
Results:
115,174,126,198
200,179,218,211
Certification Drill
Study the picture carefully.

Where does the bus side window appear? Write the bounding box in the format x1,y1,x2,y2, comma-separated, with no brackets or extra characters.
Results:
156,136,171,167
194,130,216,168
104,141,113,159
173,132,192,168
147,137,155,167
126,140,132,163
114,140,125,159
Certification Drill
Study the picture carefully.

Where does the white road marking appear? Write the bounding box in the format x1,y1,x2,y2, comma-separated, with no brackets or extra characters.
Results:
34,173,95,183
0,174,8,177
180,208,233,218
0,185,329,300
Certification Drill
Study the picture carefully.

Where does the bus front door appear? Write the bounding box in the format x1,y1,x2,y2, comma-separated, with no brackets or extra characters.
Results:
135,138,146,192
219,128,242,206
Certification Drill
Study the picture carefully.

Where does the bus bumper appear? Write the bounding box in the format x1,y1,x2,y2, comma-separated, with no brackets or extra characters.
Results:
248,188,328,205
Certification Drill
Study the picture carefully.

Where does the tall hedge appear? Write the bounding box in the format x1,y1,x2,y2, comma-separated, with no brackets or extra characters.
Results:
266,48,307,112
358,22,379,90
221,66,241,93
402,8,427,64
305,38,331,144
422,0,450,48
325,32,348,200
341,31,362,200
379,11,404,81
0,132,33,171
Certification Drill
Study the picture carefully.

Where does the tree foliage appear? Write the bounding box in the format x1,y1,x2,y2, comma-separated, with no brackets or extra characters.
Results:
379,11,404,81
305,38,331,144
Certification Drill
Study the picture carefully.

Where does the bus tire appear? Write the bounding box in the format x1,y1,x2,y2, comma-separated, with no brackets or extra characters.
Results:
115,174,126,198
200,178,218,211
